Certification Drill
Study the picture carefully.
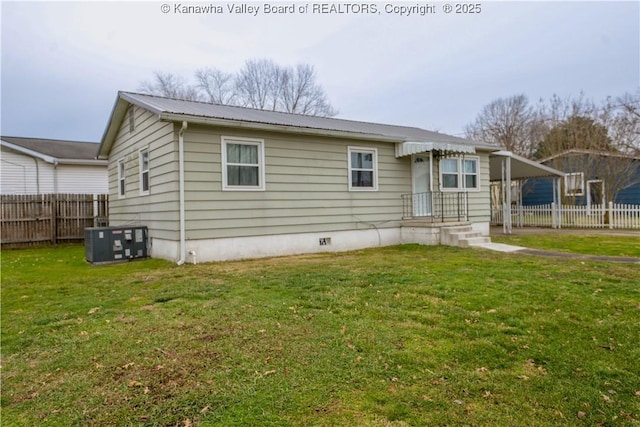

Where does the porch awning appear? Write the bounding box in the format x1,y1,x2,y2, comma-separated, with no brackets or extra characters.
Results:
395,141,476,158
489,150,564,181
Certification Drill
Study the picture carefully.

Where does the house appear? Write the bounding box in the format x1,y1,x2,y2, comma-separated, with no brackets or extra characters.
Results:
521,149,640,207
97,91,502,263
1,136,108,195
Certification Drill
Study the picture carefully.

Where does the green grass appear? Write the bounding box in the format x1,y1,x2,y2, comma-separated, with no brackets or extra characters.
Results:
2,244,639,426
492,233,640,258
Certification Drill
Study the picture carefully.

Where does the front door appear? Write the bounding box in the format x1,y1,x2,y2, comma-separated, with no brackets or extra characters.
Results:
412,155,432,216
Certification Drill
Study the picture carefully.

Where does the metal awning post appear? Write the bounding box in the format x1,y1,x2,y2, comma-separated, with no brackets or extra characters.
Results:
505,155,512,234
555,178,562,228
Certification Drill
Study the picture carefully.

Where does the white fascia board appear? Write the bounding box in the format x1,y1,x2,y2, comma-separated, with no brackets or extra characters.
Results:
56,159,108,166
98,94,131,160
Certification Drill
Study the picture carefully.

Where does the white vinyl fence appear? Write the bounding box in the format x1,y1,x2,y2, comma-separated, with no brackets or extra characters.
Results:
492,202,640,230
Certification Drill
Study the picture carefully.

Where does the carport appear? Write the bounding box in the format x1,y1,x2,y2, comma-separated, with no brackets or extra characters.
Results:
490,150,565,234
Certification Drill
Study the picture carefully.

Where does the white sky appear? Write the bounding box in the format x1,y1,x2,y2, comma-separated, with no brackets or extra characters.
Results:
1,1,638,142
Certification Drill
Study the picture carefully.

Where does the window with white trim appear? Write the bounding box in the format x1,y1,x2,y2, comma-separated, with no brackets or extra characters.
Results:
440,157,479,191
139,148,150,195
222,137,265,191
441,158,459,189
118,158,126,197
348,147,378,191
463,159,478,189
564,172,584,196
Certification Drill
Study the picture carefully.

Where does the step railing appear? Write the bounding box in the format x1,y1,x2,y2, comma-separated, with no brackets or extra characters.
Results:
402,192,468,222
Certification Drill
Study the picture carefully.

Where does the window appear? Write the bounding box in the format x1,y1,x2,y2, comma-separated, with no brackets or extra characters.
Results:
139,149,150,195
222,137,265,191
118,158,126,197
440,157,479,191
565,172,584,196
441,159,459,189
463,159,478,189
348,147,378,191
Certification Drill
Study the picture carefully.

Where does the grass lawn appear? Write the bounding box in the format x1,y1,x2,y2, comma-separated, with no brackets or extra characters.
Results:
492,233,640,258
1,243,639,426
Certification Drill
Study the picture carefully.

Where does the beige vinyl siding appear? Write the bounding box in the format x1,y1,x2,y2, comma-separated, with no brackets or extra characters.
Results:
467,152,491,221
182,125,411,239
107,107,178,240
106,106,490,247
432,152,491,222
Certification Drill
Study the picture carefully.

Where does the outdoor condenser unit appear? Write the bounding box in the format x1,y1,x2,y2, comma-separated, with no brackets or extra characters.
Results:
85,226,148,265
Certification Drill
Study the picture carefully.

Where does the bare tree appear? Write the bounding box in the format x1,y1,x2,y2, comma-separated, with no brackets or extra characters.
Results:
139,59,338,117
596,152,639,204
280,64,339,117
464,94,537,156
600,90,640,155
532,92,640,204
534,115,613,160
138,72,201,101
468,90,640,205
235,59,286,111
194,67,236,105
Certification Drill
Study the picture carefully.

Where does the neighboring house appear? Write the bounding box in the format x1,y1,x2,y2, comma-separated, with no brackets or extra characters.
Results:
97,91,500,263
1,136,108,195
522,149,640,207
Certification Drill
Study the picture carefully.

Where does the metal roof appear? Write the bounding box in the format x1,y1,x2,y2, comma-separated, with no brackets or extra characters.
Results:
1,136,105,164
99,92,496,158
489,151,565,181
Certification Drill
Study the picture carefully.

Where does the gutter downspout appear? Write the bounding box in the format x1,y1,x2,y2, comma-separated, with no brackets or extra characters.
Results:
53,161,59,194
177,121,188,265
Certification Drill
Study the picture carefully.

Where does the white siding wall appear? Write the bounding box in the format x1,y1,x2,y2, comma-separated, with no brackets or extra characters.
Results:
1,148,106,195
57,164,108,194
1,149,52,194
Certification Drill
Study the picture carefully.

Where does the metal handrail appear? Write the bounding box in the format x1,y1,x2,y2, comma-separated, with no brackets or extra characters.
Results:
401,191,468,221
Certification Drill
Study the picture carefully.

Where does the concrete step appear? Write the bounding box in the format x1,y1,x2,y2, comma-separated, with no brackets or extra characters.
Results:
440,226,473,245
458,236,492,248
447,231,482,245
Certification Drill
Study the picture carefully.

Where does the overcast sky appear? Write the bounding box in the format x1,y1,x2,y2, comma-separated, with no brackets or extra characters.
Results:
1,1,638,142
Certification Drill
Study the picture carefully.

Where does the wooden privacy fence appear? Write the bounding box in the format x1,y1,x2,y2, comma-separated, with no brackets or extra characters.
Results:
1,193,108,248
491,202,640,230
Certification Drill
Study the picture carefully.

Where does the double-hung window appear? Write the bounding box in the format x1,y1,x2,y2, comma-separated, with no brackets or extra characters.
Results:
348,147,378,191
463,159,478,189
440,157,479,191
118,158,126,197
139,148,150,195
441,159,459,189
222,137,265,191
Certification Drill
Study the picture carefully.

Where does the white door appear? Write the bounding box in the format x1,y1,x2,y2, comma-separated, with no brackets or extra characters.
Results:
412,155,431,216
